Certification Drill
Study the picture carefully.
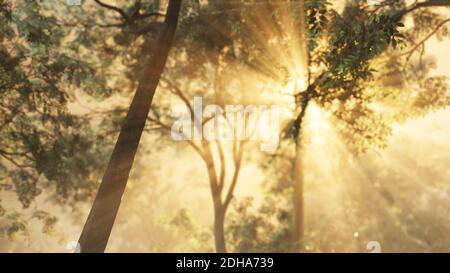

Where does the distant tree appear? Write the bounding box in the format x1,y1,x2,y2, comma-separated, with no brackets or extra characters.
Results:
148,0,300,252
146,0,251,252
147,78,248,253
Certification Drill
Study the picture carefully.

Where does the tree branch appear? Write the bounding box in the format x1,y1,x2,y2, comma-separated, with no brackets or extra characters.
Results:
401,18,450,63
216,140,225,191
0,151,33,169
223,140,245,211
162,79,206,137
146,116,205,160
94,0,131,25
399,0,450,18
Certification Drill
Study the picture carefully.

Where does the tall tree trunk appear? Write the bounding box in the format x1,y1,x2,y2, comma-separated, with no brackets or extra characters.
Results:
214,203,226,253
203,140,228,253
291,98,310,252
293,140,304,250
78,0,182,253
291,92,311,251
292,0,309,252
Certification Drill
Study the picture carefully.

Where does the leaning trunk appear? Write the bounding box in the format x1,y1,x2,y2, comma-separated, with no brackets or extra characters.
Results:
78,0,182,253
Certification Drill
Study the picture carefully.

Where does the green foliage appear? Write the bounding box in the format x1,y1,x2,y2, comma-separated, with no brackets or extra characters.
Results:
226,197,292,252
288,1,449,152
0,212,28,240
170,208,195,234
170,208,214,252
0,0,112,232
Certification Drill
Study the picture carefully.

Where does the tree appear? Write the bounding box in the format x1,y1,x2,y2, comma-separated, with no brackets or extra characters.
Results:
287,0,450,250
146,0,294,252
145,1,250,249
146,79,248,252
78,0,183,253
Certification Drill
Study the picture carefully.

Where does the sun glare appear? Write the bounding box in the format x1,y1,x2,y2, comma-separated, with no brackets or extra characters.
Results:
306,103,332,145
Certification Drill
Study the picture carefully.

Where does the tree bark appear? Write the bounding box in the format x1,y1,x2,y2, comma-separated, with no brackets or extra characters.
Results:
291,0,309,252
214,203,226,253
78,0,182,253
202,140,227,253
289,0,450,253
293,140,304,250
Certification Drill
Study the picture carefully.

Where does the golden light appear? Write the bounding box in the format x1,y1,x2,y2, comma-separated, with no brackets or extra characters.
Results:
306,102,332,146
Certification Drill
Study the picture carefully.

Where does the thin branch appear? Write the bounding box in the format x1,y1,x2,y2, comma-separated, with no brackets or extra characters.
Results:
401,18,450,64
223,140,245,211
0,152,33,169
216,140,225,191
146,116,205,159
399,0,450,18
407,0,450,13
162,79,194,118
94,0,131,25
56,19,125,28
162,79,206,136
202,115,215,126
0,149,32,158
